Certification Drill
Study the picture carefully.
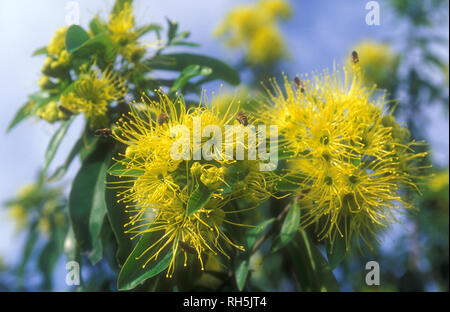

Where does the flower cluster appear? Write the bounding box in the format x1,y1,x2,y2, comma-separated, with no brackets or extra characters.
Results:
5,183,66,235
60,67,126,128
347,40,399,88
34,3,150,126
215,0,291,65
110,92,279,276
107,2,147,62
255,66,427,250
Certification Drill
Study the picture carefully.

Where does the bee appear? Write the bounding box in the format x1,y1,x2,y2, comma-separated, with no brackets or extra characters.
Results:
236,112,248,126
94,128,112,138
351,50,359,64
179,241,197,254
157,112,169,126
294,76,305,93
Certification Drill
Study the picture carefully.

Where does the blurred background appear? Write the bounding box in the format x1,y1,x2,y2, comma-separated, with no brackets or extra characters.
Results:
0,0,448,291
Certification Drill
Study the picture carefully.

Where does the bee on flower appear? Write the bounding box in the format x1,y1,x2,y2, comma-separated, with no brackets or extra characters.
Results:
255,66,428,251
109,90,280,276
347,40,400,89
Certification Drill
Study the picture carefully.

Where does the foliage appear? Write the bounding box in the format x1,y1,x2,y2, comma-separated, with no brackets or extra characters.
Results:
2,0,442,292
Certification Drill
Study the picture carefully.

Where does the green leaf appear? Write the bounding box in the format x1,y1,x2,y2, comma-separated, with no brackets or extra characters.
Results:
166,18,179,44
186,183,213,216
48,137,84,181
112,0,133,15
245,218,275,250
64,226,79,262
70,34,115,62
108,159,145,177
32,46,47,56
272,199,301,252
38,223,66,290
145,53,240,85
274,173,304,192
89,15,106,36
7,91,56,133
88,216,106,264
170,65,212,93
326,237,347,270
6,102,33,133
79,135,99,161
117,230,175,291
288,231,340,292
17,222,39,283
136,23,162,38
105,170,134,265
171,41,200,47
68,141,113,252
65,25,91,53
234,257,250,291
42,117,75,178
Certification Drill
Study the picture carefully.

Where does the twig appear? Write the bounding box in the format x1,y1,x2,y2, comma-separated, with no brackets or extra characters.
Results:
250,199,295,255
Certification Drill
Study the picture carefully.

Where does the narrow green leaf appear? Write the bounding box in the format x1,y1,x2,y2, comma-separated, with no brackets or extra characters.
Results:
108,159,145,177
105,172,134,265
32,46,47,56
117,230,175,291
7,91,56,132
245,218,275,250
79,135,98,161
234,257,250,291
64,226,79,262
89,15,106,36
171,41,200,47
272,199,301,252
38,223,66,290
48,135,83,182
274,173,304,192
145,53,240,85
112,0,133,15
136,23,162,38
166,18,179,44
68,141,113,252
88,216,106,264
43,117,75,178
186,183,213,216
326,237,347,270
6,102,33,133
65,25,91,53
288,231,339,292
17,222,39,282
170,65,212,93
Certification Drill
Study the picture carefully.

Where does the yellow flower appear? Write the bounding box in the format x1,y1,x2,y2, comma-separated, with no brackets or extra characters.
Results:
47,27,68,56
9,204,28,231
248,26,286,65
256,66,427,250
429,170,449,192
41,27,72,78
215,0,291,65
17,184,36,198
348,40,399,87
60,67,126,128
108,2,145,62
36,100,68,123
110,91,277,276
259,0,292,20
108,2,134,37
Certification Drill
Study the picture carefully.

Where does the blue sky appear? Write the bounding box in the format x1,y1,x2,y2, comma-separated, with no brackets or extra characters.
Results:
0,0,448,290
